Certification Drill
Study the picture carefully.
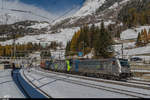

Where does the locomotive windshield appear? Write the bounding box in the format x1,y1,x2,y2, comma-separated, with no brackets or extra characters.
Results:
119,59,130,68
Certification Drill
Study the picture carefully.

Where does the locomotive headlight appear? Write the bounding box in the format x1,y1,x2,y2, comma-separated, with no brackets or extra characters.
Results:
112,61,116,65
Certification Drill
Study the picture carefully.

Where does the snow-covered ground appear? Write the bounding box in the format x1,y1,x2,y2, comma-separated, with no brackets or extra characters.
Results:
0,69,24,98
121,26,150,40
21,68,150,98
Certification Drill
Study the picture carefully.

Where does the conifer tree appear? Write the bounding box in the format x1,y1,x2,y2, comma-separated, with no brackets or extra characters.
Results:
94,21,113,58
148,29,150,43
65,41,71,56
89,24,95,48
70,30,81,52
136,32,142,46
140,30,145,44
143,28,148,43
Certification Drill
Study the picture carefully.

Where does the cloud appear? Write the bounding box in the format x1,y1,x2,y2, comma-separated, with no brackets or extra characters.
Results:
0,0,57,24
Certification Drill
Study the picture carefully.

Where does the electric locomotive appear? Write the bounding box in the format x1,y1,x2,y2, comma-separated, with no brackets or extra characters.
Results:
40,58,132,80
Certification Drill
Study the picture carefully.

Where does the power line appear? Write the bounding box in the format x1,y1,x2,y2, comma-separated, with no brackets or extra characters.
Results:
1,4,78,24
6,8,52,22
50,5,78,24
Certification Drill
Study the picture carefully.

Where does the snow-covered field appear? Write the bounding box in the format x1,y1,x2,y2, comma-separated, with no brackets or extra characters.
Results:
0,69,24,98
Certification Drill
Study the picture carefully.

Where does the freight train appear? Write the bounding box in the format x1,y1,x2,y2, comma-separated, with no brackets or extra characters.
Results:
40,58,132,80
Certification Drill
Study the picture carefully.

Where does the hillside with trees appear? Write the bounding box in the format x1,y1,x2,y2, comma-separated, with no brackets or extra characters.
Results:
118,0,150,28
66,21,114,58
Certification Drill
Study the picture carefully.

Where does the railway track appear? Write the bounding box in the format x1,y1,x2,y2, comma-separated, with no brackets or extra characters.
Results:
35,67,150,89
126,79,150,86
131,78,150,83
25,68,150,98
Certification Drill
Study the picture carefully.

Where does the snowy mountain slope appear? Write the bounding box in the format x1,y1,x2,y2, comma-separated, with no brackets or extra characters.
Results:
51,0,106,25
0,0,55,24
0,27,80,47
73,0,106,17
51,0,130,30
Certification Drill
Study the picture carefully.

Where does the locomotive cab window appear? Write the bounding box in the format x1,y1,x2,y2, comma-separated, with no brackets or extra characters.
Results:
119,59,130,68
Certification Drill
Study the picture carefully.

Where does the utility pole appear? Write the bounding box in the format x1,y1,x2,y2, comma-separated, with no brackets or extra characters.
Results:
121,43,124,59
82,41,85,55
1,0,4,25
59,49,60,60
12,25,16,60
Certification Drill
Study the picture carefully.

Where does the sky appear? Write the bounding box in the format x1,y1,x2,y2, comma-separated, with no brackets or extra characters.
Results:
17,0,85,15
